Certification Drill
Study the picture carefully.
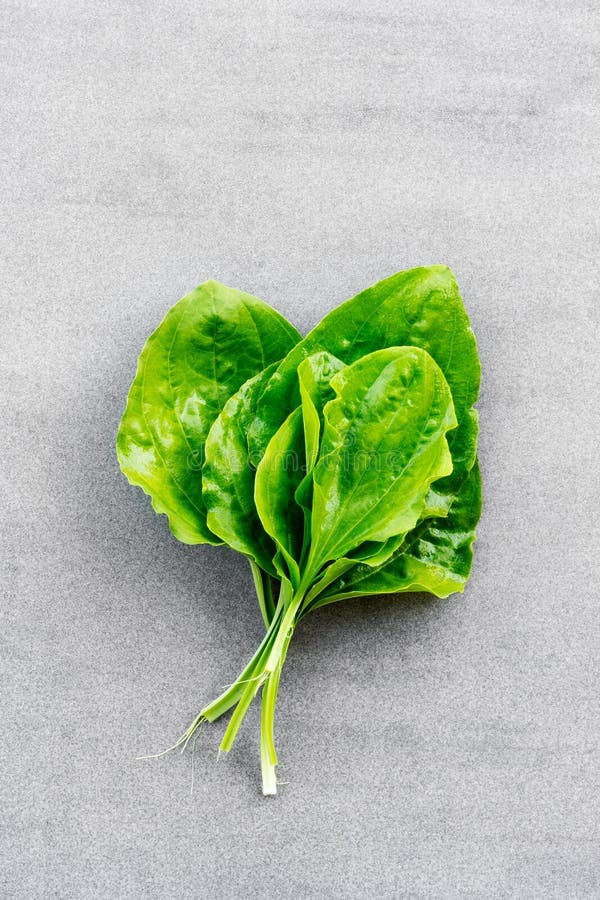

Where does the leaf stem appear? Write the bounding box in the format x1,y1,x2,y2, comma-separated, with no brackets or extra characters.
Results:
220,665,266,752
218,584,295,752
215,581,303,792
249,560,275,628
264,590,305,674
259,617,295,794
201,601,284,722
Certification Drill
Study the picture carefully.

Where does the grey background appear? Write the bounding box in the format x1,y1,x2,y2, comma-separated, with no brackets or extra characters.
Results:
2,1,599,897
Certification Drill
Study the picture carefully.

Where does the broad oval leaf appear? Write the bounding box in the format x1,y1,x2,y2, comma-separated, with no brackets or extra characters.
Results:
312,458,482,607
249,265,479,464
254,407,307,585
297,351,345,473
305,346,457,580
202,363,280,572
295,352,345,520
116,280,300,544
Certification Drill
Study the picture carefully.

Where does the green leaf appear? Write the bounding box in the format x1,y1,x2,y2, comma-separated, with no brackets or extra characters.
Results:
399,404,479,577
423,407,479,515
254,407,307,585
202,363,280,573
305,346,457,581
295,352,345,519
116,280,300,544
249,265,479,464
312,458,482,606
297,352,345,472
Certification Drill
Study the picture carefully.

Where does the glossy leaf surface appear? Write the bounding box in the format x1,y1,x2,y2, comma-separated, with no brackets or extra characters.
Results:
254,407,306,584
116,280,300,544
202,364,280,573
306,346,457,579
295,352,345,519
313,458,482,606
249,265,479,464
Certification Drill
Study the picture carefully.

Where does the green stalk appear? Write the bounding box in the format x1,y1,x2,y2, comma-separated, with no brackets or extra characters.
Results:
217,580,294,747
219,666,266,752
171,594,287,757
264,590,305,674
201,600,284,722
218,598,290,750
260,620,295,794
263,573,275,623
249,560,275,628
260,670,280,795
176,581,310,791
218,581,305,792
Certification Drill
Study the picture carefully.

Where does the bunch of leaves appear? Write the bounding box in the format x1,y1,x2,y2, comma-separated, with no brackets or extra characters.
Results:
117,267,481,795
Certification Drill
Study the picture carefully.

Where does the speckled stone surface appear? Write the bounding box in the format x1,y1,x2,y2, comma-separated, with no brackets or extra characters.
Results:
2,1,599,897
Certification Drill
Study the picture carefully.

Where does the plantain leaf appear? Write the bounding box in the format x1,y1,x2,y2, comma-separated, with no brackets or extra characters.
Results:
295,352,345,520
249,265,479,465
304,347,457,581
310,458,482,608
116,280,300,544
254,407,306,585
297,352,345,470
202,364,280,572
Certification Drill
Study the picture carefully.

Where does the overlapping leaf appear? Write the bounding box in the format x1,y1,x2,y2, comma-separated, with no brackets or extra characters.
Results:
308,459,482,610
117,280,300,544
249,265,479,465
305,347,457,579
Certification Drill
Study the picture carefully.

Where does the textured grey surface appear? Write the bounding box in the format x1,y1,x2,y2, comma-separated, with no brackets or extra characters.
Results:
2,1,600,897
